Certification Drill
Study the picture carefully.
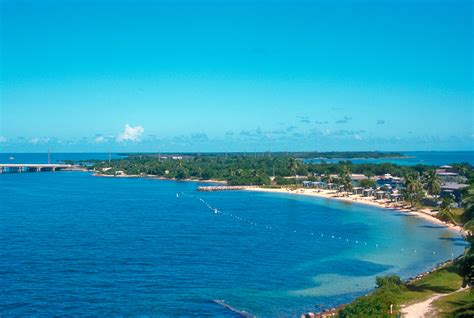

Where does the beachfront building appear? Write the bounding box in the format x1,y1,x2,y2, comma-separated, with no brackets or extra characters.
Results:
350,174,368,182
303,181,322,188
375,191,386,200
441,182,469,203
352,187,363,195
363,188,374,197
389,193,402,202
303,181,312,187
375,174,403,190
436,165,467,183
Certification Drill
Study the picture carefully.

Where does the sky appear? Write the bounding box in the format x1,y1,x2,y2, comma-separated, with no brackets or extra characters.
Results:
0,0,473,152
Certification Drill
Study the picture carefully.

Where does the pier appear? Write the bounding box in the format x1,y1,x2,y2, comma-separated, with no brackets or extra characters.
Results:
0,164,73,173
197,186,246,191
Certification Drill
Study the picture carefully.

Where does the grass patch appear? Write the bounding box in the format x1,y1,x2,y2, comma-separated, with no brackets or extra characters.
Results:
432,289,474,318
452,208,465,225
339,264,464,317
400,265,463,305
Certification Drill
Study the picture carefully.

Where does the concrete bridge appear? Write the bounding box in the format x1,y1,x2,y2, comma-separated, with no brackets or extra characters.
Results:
0,164,73,173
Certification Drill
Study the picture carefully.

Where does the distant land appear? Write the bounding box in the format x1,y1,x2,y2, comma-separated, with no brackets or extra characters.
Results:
118,151,407,159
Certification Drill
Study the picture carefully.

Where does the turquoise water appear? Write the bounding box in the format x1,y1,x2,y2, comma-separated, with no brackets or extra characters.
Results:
308,151,474,166
0,171,467,316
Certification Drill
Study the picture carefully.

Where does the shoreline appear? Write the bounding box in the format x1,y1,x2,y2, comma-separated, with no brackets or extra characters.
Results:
242,186,467,236
69,171,468,317
92,172,466,236
91,172,227,184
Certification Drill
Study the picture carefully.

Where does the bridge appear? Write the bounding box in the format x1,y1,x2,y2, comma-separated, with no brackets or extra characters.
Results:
0,164,73,173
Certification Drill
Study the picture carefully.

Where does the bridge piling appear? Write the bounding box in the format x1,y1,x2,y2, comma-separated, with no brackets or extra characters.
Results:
0,164,72,173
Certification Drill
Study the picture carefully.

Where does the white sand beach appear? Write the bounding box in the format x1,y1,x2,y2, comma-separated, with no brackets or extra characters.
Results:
242,186,467,236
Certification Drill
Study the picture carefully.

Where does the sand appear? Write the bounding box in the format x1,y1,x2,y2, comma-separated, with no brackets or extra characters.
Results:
400,287,467,318
242,186,467,236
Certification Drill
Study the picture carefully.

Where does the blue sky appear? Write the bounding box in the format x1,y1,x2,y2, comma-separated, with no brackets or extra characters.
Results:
1,0,473,152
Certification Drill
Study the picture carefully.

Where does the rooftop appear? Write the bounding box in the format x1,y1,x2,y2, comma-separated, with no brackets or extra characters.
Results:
441,182,469,190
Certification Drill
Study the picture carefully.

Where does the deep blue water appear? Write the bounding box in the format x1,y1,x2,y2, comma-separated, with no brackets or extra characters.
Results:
1,151,473,165
0,171,467,317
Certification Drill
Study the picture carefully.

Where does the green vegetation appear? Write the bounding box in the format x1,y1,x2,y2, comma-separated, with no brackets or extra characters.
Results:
340,185,474,318
458,187,474,290
339,265,464,317
403,173,425,207
424,170,442,197
432,289,474,318
90,155,451,186
439,196,457,224
89,155,474,217
337,165,353,195
93,156,299,185
359,178,377,188
463,186,474,232
339,275,406,317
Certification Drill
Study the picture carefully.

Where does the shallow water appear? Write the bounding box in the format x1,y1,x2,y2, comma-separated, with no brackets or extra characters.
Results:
307,151,474,166
0,172,467,316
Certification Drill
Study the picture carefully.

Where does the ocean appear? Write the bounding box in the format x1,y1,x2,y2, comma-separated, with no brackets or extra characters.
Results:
307,151,474,166
0,169,467,316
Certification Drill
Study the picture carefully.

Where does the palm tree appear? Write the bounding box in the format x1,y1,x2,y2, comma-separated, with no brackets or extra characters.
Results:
458,234,473,289
288,158,299,185
338,166,353,196
423,170,441,197
322,174,332,184
438,196,457,224
403,173,424,207
462,186,474,232
459,187,474,289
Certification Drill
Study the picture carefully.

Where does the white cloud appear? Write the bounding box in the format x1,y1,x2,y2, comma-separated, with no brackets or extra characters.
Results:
95,135,108,143
28,137,50,144
116,124,144,142
0,136,6,143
